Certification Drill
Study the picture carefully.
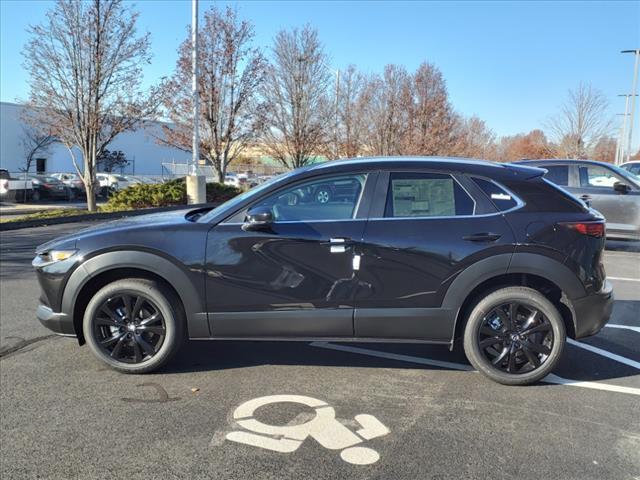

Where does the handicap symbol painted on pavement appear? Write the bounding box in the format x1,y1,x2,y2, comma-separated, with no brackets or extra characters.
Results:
225,395,390,465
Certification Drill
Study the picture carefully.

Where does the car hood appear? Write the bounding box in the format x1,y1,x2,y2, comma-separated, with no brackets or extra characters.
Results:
35,208,195,254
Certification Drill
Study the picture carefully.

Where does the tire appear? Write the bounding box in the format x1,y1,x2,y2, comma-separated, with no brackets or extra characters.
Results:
315,186,331,204
31,189,41,202
463,286,566,386
83,278,185,374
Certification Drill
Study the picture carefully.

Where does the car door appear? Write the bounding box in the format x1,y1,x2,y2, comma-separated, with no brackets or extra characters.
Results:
353,170,516,342
205,172,375,337
576,163,640,236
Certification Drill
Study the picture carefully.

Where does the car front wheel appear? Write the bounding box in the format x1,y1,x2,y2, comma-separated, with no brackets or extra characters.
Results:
83,278,185,374
463,286,566,386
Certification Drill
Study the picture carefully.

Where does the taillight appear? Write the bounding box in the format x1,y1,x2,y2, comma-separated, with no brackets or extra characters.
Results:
560,221,605,238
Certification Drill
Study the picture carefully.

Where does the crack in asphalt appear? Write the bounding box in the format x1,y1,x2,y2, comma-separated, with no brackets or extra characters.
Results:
0,335,56,360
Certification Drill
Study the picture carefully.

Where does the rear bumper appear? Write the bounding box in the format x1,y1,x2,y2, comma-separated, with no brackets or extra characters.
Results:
36,305,76,336
571,280,614,339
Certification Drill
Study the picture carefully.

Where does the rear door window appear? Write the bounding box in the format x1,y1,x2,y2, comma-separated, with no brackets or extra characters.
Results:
384,172,474,218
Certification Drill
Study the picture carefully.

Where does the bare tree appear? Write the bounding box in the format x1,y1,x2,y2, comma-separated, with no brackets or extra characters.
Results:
452,115,497,159
547,83,612,159
97,149,129,172
364,65,409,156
260,25,330,169
161,6,266,182
23,0,160,211
20,125,57,173
321,65,372,159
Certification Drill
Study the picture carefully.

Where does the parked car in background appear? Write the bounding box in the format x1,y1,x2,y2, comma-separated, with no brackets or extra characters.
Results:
0,169,33,201
33,157,613,386
125,175,159,185
224,173,242,188
514,159,640,240
620,161,640,177
51,173,85,199
96,173,135,198
28,175,72,201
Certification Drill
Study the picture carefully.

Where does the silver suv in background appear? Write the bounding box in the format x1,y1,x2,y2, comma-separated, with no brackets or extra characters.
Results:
620,161,640,177
514,159,640,241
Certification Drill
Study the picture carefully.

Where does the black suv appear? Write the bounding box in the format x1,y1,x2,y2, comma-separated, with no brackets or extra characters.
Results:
33,158,613,385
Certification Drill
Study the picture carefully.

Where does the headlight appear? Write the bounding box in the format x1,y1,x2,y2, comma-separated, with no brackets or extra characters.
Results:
32,249,78,267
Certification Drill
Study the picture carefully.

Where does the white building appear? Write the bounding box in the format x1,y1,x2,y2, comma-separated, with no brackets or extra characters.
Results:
0,102,191,176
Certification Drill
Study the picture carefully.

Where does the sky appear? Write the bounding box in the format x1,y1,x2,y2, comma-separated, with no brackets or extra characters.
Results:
1,0,639,146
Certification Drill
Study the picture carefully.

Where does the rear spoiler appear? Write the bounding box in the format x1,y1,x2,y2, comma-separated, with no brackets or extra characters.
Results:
504,163,547,180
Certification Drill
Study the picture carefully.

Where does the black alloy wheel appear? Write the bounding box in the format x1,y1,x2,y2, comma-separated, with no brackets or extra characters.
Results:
463,286,566,385
93,293,166,364
477,301,553,374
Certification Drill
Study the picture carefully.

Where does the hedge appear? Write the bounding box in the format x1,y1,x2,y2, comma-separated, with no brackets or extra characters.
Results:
102,178,240,212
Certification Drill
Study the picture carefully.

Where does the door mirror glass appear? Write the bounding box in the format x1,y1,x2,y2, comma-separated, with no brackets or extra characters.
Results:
243,206,274,231
613,181,630,194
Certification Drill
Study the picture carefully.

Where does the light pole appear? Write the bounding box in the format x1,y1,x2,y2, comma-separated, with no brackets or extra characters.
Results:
186,0,205,204
615,94,632,165
622,49,640,163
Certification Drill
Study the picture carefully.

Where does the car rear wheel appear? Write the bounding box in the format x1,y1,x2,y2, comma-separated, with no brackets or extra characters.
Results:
315,186,331,204
463,286,566,386
83,279,185,374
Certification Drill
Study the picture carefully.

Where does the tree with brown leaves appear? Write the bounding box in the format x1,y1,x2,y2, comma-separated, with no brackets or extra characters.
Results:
260,26,331,169
591,136,617,164
498,129,554,161
403,62,458,156
161,6,266,182
23,0,160,211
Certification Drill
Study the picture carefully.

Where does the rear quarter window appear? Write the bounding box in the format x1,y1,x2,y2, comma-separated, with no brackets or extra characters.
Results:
502,178,586,213
472,177,518,211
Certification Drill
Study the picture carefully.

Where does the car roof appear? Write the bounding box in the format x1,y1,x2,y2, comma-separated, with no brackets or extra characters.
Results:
514,158,612,167
304,156,543,180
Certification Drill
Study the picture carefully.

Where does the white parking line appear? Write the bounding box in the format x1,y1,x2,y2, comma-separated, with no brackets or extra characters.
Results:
566,338,640,370
309,342,474,371
605,324,640,334
608,276,640,282
310,342,640,397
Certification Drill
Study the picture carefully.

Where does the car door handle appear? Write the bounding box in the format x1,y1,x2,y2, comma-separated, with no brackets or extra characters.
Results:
462,233,502,242
328,237,352,253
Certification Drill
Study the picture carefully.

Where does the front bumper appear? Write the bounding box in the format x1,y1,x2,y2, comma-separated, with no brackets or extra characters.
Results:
36,305,76,336
571,279,614,339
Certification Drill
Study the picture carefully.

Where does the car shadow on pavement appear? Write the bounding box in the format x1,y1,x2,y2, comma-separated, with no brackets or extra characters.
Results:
163,325,639,386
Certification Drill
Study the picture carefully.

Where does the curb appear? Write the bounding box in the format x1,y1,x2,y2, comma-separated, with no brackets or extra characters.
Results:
0,202,217,232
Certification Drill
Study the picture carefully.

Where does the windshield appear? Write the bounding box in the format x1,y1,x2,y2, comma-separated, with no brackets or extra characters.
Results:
198,170,296,223
609,163,640,186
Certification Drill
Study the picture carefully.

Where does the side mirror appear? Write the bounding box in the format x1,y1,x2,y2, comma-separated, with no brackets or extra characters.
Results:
242,206,273,231
613,181,630,194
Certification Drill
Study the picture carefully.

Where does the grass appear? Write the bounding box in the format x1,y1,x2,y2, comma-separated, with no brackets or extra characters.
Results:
0,208,92,223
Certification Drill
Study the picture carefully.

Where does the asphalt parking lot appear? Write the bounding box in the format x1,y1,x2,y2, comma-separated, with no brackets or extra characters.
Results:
1,222,639,480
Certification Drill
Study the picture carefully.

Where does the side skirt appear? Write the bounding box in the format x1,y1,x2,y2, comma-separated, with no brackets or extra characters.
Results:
188,336,452,346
